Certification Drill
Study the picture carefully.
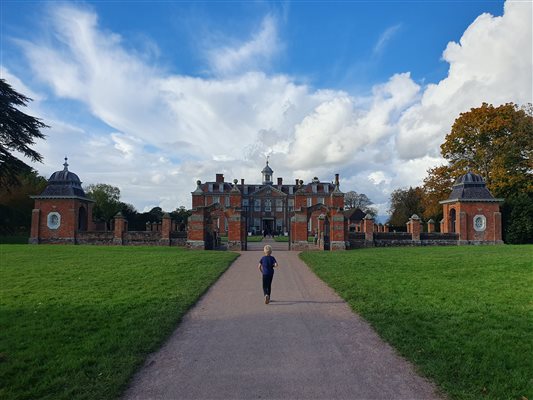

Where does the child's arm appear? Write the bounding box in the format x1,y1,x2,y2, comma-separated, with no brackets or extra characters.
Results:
274,262,279,268
258,263,263,273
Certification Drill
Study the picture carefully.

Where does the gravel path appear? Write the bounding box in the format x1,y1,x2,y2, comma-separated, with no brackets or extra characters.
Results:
123,248,442,400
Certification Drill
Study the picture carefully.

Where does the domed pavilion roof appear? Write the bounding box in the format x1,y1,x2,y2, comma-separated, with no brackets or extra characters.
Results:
261,160,273,174
441,171,502,203
33,158,92,201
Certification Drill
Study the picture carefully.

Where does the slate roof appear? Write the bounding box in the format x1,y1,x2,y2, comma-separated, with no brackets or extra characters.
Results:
343,208,367,222
441,171,502,203
32,159,92,201
261,161,273,174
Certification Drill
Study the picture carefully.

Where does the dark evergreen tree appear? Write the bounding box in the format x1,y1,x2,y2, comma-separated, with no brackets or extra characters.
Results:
0,79,48,189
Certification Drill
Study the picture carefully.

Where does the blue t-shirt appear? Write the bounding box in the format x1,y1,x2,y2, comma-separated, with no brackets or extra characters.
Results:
259,255,277,275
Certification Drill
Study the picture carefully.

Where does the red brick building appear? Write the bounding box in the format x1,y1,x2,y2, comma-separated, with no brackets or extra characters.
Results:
195,161,336,236
440,171,504,244
29,158,95,244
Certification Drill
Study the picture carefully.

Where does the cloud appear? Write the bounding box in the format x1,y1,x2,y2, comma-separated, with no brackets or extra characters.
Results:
10,1,532,216
206,14,281,76
373,24,402,55
395,0,532,159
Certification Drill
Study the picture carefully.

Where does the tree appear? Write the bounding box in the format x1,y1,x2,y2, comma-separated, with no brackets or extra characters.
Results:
432,102,533,242
0,79,48,189
170,206,191,231
441,102,533,198
388,187,425,228
421,165,457,223
344,191,377,216
85,183,121,230
502,193,533,244
0,169,47,234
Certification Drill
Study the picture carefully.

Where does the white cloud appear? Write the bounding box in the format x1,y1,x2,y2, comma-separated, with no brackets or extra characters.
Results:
206,14,281,76
9,1,532,216
373,24,402,55
395,0,532,159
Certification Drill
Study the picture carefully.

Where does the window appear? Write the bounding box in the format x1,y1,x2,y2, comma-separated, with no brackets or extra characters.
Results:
307,197,312,207
225,196,230,207
242,199,249,207
244,186,248,194
276,219,283,229
312,184,317,193
208,183,213,192
213,196,220,205
473,215,486,232
324,184,329,193
318,197,325,205
288,199,294,211
219,183,224,192
254,199,261,211
47,212,61,230
289,186,293,194
265,174,270,182
276,199,283,212
265,199,272,212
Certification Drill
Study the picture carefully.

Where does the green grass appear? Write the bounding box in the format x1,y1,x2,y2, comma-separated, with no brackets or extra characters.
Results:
300,246,533,400
247,235,263,242
273,236,289,242
0,245,238,400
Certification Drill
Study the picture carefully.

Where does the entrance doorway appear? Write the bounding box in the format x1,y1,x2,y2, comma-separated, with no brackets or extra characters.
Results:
262,219,274,237
449,208,456,233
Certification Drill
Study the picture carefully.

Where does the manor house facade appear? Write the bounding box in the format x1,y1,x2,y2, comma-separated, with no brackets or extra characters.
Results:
195,161,335,235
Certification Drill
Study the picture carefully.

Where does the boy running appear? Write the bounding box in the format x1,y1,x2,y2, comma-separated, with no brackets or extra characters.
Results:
258,245,278,304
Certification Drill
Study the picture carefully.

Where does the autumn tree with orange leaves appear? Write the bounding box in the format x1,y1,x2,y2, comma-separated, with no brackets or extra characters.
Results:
421,102,532,241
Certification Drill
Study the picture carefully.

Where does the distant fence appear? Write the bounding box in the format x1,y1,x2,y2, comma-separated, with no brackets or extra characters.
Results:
347,231,460,249
75,227,187,247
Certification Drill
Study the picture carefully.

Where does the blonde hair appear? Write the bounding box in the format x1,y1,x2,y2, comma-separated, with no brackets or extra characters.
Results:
263,245,272,255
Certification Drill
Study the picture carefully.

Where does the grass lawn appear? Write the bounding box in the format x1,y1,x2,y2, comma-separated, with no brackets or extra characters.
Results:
273,236,289,242
0,245,238,400
300,245,533,400
247,235,264,242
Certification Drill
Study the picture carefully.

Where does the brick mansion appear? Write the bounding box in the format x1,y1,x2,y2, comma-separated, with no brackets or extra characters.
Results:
194,161,336,236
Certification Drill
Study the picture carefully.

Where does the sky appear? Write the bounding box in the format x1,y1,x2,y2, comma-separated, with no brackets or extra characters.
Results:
1,0,532,215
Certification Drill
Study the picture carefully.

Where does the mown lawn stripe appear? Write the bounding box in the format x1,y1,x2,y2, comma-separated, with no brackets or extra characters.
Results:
300,245,533,400
0,245,238,400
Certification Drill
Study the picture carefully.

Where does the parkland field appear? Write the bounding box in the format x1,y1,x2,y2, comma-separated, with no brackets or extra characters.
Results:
1,244,531,400
301,245,533,400
0,246,238,400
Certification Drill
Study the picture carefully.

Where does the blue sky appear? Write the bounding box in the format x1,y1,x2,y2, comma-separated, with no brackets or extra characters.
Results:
1,1,531,214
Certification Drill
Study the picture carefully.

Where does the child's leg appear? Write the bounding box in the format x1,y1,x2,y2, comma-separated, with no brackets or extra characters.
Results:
262,274,269,296
264,274,274,296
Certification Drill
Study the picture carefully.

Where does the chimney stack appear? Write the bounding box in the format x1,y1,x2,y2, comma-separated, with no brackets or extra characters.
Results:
216,174,224,183
277,177,283,186
334,173,339,186
241,178,245,186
